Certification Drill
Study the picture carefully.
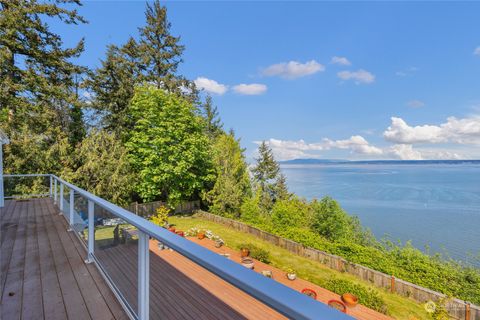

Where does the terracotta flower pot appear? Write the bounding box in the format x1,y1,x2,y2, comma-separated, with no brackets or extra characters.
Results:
328,300,347,313
197,232,205,240
341,293,359,308
240,248,250,258
241,258,254,269
168,227,176,233
175,230,184,237
301,288,317,300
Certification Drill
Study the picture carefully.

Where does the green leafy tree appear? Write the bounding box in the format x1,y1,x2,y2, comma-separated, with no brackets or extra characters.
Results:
126,86,214,205
310,196,356,241
204,132,251,217
64,129,136,207
251,141,288,210
270,196,312,229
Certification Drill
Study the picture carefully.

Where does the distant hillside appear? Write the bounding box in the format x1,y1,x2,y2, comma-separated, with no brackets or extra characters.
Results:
279,158,348,164
280,158,480,165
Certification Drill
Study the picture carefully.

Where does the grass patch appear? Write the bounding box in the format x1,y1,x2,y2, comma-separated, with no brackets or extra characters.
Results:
170,215,430,320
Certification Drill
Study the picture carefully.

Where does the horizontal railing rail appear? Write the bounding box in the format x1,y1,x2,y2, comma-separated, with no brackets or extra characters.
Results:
2,173,353,320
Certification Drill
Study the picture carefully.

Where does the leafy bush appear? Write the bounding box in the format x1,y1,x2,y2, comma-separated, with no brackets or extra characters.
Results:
323,278,387,313
237,243,271,264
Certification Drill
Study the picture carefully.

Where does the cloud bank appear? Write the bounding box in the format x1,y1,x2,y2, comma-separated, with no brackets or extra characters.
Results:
331,56,351,66
257,115,480,161
261,60,325,79
233,83,267,95
194,77,228,95
337,69,375,84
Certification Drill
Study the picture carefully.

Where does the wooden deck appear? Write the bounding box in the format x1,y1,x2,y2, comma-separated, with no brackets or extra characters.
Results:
0,198,128,320
1,197,389,320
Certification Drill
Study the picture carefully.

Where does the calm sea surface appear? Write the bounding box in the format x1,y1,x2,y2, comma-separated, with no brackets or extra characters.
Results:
280,163,480,265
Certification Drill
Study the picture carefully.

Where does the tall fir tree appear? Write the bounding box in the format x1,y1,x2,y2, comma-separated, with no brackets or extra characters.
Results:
89,0,197,133
0,0,87,174
252,141,289,210
201,95,223,139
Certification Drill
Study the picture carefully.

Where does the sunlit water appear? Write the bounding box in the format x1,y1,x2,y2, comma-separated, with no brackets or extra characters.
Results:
280,163,480,266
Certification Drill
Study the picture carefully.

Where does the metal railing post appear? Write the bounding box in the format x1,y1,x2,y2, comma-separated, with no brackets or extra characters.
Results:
49,175,53,198
68,189,74,231
59,182,64,213
85,200,95,263
138,231,150,320
54,178,58,204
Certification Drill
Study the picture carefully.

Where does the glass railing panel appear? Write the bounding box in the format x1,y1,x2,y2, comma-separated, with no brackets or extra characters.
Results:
4,174,50,199
93,206,138,317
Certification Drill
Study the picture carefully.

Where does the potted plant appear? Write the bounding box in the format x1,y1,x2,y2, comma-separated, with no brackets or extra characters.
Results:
241,258,254,269
286,267,296,281
175,230,184,237
327,300,347,313
301,288,317,300
341,293,358,308
240,246,250,258
197,229,206,240
213,235,224,248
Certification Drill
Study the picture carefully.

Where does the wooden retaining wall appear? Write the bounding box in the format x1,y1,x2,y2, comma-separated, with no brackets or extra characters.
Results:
195,211,480,320
127,200,201,217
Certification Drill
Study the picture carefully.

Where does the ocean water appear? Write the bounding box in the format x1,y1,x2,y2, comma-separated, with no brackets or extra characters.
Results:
280,163,480,265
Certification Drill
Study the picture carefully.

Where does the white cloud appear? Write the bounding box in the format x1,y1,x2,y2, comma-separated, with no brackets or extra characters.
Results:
383,116,480,145
261,60,325,79
407,100,425,108
474,46,480,56
331,56,351,66
193,77,228,95
256,135,382,160
337,69,375,84
388,144,423,160
233,83,267,95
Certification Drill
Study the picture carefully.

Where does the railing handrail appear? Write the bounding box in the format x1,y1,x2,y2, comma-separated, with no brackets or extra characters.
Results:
3,173,353,319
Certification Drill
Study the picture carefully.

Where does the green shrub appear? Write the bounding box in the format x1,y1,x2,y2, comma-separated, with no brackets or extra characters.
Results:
324,278,387,313
237,243,271,264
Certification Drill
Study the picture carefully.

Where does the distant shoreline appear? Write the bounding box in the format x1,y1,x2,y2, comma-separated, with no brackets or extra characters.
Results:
279,159,480,165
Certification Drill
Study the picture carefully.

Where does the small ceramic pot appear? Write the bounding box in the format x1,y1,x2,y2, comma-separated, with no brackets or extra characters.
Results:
214,240,223,248
261,270,273,278
328,300,347,313
241,258,254,269
341,293,359,308
197,232,205,240
287,273,296,281
168,227,176,233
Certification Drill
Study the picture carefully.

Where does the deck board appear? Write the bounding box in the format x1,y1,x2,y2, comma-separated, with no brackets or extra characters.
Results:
0,199,126,320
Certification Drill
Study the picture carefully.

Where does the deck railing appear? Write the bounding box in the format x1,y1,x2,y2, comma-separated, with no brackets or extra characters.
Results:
2,174,353,320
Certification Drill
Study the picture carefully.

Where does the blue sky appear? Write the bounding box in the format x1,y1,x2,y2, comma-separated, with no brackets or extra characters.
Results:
55,1,480,161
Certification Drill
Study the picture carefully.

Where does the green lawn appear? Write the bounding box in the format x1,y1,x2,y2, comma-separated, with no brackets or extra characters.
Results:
169,215,430,320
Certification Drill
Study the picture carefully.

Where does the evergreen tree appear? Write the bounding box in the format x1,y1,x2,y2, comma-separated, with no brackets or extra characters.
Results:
138,0,193,96
0,0,87,174
86,39,142,133
201,95,223,139
205,132,251,217
252,141,288,209
88,0,196,132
